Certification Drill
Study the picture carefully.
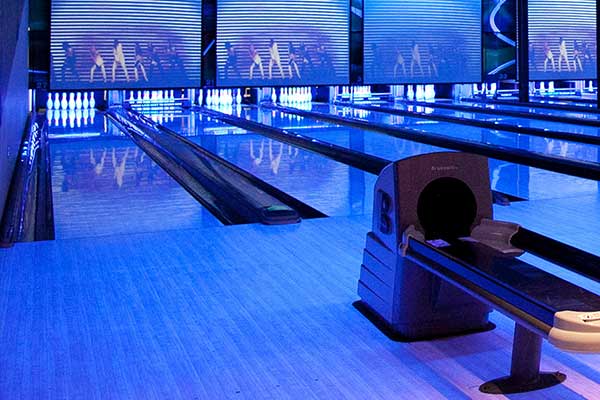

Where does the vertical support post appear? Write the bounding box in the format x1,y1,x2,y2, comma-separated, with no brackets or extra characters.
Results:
510,324,542,382
480,323,566,394
517,0,529,103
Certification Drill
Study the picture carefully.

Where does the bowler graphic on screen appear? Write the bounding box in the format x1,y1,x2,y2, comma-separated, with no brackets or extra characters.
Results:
364,0,482,85
529,0,596,81
217,0,349,87
51,0,202,90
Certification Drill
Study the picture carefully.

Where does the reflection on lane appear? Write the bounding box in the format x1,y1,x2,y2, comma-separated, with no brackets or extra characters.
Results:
225,104,597,201
163,111,377,217
457,100,600,121
214,106,530,199
387,102,600,138
49,114,222,239
320,103,600,165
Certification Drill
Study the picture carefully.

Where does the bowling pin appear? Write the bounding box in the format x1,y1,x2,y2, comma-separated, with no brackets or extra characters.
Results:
46,93,54,110
198,89,204,106
76,109,82,128
54,93,60,110
75,92,82,109
68,93,75,110
236,89,242,104
61,93,68,110
271,89,277,103
416,85,424,101
281,88,287,103
407,85,415,101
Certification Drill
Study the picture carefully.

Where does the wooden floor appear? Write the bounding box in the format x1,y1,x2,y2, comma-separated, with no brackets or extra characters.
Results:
1,197,600,399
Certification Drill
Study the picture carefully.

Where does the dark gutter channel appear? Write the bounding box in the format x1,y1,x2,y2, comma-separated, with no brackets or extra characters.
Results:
131,109,327,220
108,108,303,225
0,114,55,246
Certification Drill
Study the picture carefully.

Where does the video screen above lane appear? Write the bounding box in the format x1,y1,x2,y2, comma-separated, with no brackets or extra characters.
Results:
529,0,597,81
364,0,482,85
216,0,350,87
51,0,202,90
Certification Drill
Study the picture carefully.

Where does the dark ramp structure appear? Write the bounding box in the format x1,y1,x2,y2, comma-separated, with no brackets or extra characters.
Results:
357,152,600,394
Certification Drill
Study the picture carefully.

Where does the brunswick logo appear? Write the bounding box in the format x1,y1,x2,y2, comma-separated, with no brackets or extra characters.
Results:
431,165,459,172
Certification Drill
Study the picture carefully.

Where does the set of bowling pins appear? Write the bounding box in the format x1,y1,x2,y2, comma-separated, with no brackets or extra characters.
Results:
148,112,175,125
278,87,312,104
46,92,96,111
472,83,497,97
128,90,176,105
340,86,371,99
46,108,96,129
406,84,436,101
537,81,555,95
205,89,242,107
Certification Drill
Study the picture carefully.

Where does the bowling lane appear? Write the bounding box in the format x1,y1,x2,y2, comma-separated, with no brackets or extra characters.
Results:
224,104,598,201
47,111,222,239
322,103,600,164
157,110,378,217
456,100,600,122
385,102,600,139
531,97,598,109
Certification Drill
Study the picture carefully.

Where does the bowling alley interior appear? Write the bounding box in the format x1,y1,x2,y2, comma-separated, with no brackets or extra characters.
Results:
2,0,600,398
